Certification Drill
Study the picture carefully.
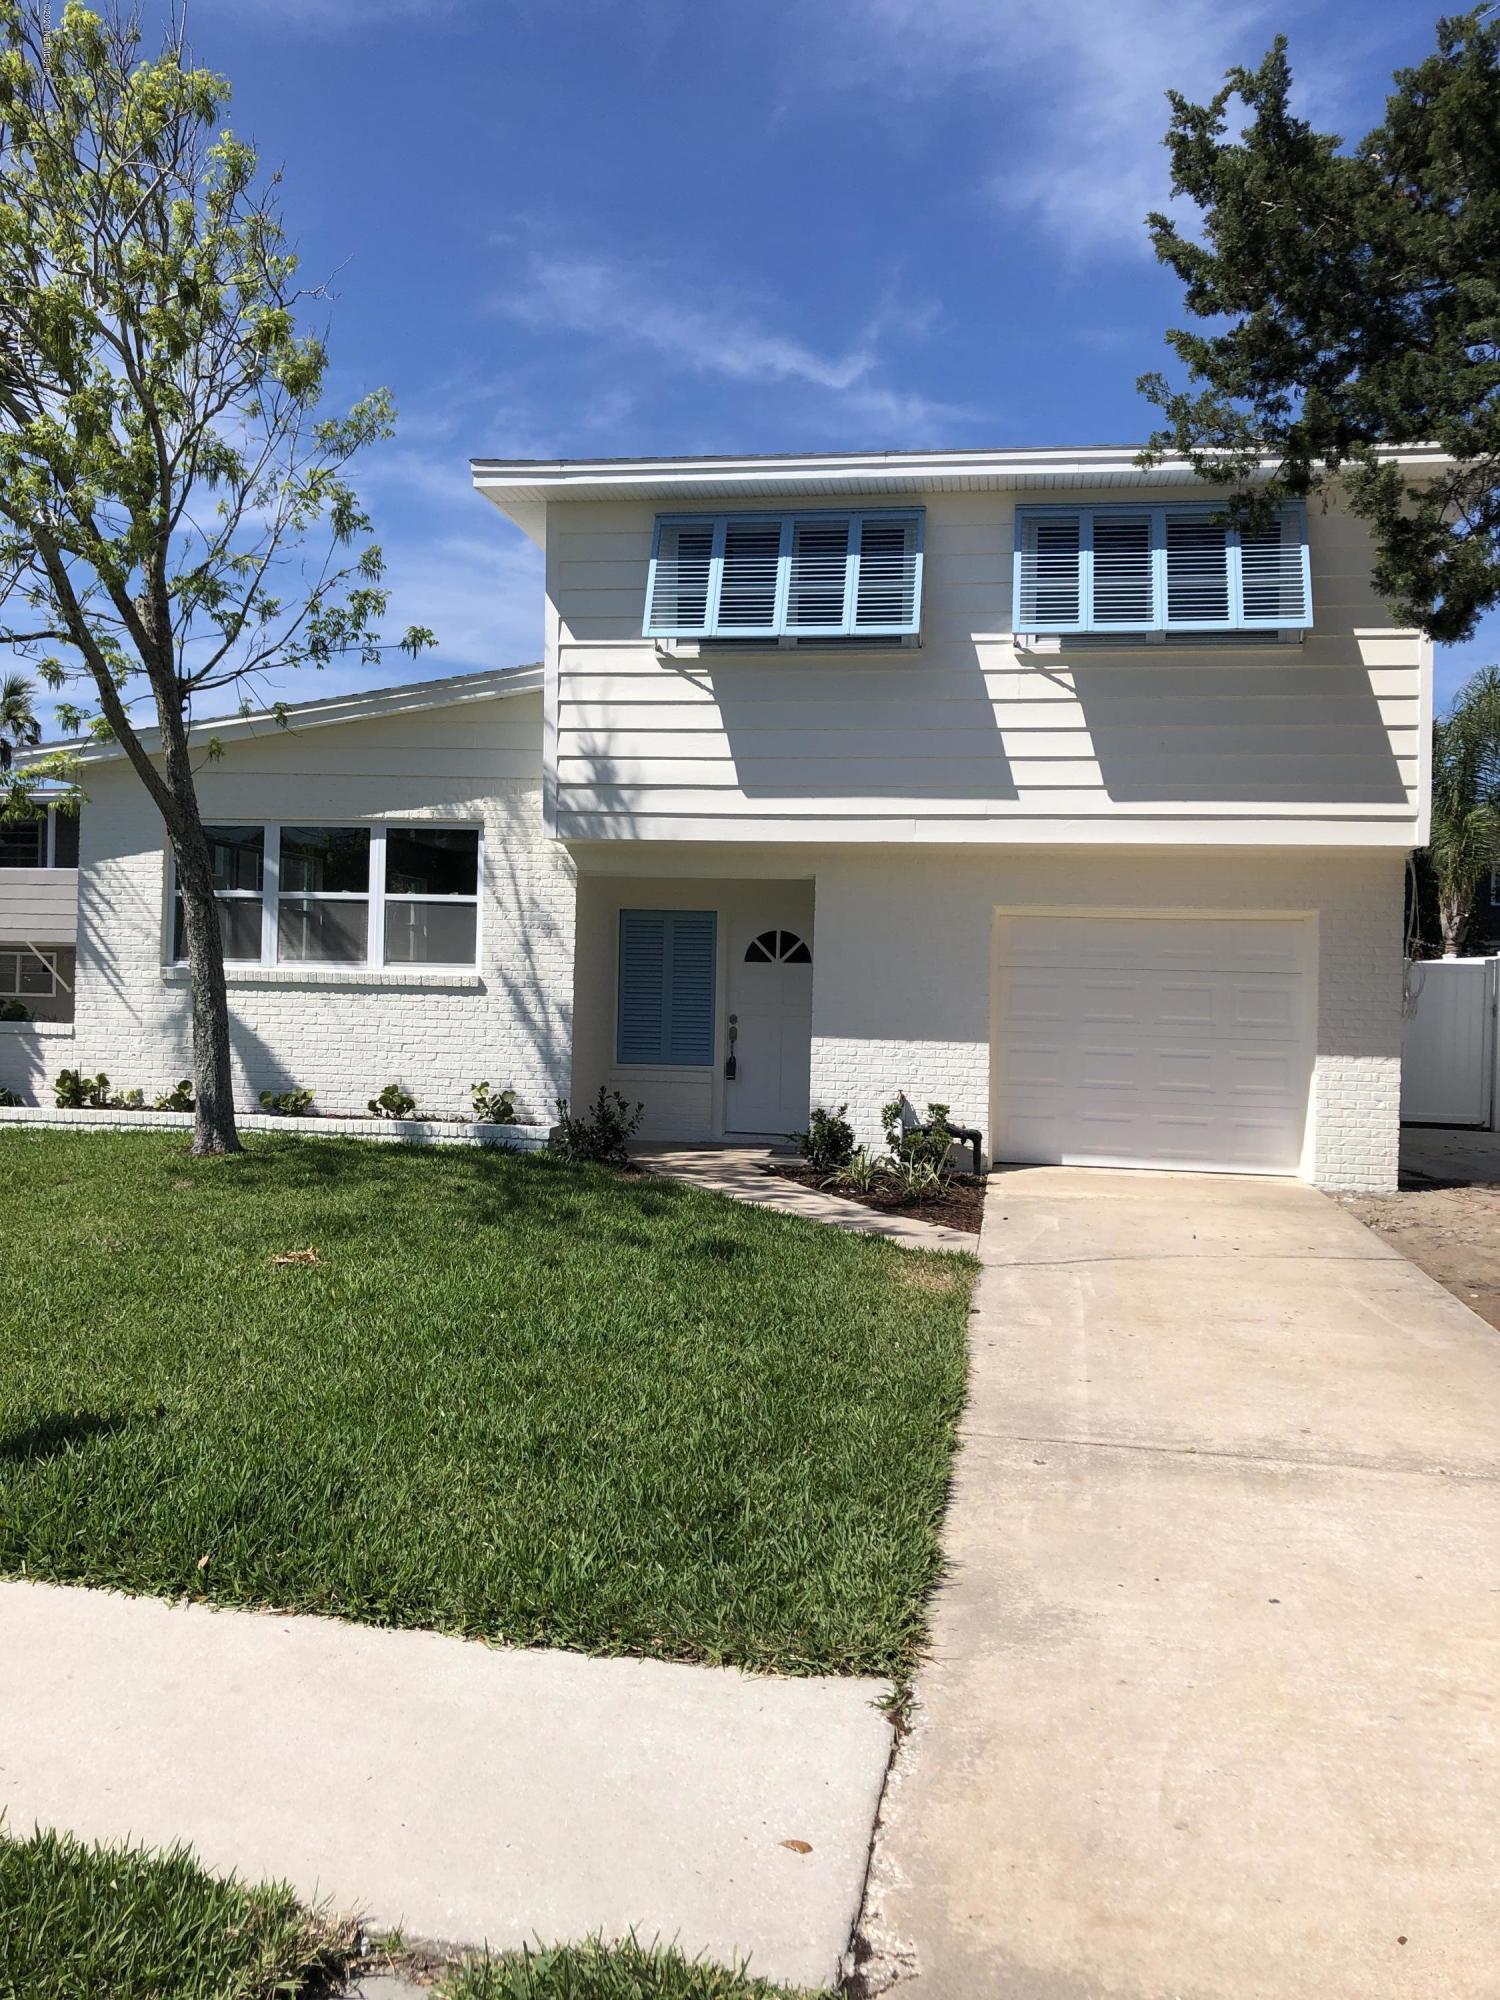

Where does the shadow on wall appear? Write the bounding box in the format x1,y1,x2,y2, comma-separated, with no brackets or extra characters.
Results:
707,643,1018,800
1067,660,1411,804
0,1029,56,1103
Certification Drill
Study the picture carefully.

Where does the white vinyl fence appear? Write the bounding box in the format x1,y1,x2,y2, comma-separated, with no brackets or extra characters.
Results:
1401,957,1499,1129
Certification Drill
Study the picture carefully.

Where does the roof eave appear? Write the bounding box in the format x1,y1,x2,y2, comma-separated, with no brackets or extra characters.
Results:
36,663,543,765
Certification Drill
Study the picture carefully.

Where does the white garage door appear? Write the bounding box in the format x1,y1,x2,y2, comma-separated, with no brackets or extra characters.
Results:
994,915,1313,1175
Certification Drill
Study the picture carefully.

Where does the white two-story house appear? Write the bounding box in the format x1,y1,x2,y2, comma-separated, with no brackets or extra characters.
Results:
0,444,1434,1191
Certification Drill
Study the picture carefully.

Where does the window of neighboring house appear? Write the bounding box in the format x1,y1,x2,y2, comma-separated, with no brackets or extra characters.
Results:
616,909,716,1065
52,810,80,868
169,823,482,968
0,948,56,997
644,509,924,642
0,819,44,868
1013,502,1313,636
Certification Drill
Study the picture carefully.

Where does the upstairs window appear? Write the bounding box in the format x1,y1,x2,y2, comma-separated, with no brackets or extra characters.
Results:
1013,502,1312,636
645,509,924,641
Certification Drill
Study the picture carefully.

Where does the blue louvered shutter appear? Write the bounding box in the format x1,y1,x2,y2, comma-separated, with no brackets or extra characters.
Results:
853,513,922,632
785,515,853,633
717,517,786,634
1090,512,1155,627
1014,511,1084,631
1164,512,1232,627
617,910,667,1062
617,910,716,1066
1237,508,1312,626
645,520,717,636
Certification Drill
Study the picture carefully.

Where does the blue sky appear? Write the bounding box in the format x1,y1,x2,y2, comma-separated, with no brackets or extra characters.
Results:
35,0,1500,719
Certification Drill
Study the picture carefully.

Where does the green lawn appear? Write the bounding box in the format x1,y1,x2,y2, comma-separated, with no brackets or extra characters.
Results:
0,1829,344,2000
0,1131,973,1675
0,1830,827,2000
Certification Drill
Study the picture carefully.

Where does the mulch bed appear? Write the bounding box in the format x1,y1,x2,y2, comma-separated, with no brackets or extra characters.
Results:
763,1161,986,1235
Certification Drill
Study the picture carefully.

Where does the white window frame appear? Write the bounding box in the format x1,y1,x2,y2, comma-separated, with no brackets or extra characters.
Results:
168,820,484,971
0,946,57,997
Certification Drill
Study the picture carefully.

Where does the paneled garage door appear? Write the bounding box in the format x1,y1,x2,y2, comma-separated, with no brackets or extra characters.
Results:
993,914,1314,1174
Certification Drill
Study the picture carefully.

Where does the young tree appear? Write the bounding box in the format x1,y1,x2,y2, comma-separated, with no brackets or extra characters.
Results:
0,3,432,1152
1427,665,1500,954
1139,11,1500,643
0,670,39,773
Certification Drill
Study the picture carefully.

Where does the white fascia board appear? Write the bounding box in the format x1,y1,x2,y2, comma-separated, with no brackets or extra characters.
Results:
470,442,1456,532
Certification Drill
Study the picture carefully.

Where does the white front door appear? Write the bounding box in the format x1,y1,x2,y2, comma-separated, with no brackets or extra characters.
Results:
726,920,814,1137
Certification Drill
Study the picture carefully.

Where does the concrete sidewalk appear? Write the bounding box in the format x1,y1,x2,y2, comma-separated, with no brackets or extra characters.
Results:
859,1167,1500,1998
0,1581,891,1988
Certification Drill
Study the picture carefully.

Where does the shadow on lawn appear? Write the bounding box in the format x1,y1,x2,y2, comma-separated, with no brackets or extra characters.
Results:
0,1411,138,1464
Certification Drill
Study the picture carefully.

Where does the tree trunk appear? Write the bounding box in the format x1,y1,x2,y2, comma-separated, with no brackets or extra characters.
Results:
1438,889,1466,958
169,811,241,1153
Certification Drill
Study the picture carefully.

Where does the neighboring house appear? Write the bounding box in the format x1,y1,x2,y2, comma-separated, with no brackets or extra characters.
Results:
0,804,79,1023
0,444,1439,1191
1480,867,1500,953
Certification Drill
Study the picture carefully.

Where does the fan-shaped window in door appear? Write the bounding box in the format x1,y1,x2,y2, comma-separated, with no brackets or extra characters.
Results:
744,929,812,966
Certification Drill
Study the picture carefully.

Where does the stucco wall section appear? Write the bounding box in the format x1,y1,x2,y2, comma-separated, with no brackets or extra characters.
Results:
808,848,1403,1192
23,693,577,1124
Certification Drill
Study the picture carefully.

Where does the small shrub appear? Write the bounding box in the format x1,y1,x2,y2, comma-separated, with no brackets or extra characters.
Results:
55,1068,112,1110
0,997,31,1021
368,1083,417,1120
792,1102,855,1174
112,1087,145,1110
824,1146,887,1195
471,1080,517,1124
153,1080,195,1112
259,1087,316,1117
882,1096,957,1176
0,1087,20,1107
551,1087,643,1167
885,1153,945,1200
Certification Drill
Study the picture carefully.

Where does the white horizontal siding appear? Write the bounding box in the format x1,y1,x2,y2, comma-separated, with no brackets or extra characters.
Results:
544,489,1427,846
0,869,78,945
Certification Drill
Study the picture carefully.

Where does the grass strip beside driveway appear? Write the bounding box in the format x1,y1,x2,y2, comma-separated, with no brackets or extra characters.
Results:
0,1828,344,2000
0,1132,973,1676
0,1830,829,1999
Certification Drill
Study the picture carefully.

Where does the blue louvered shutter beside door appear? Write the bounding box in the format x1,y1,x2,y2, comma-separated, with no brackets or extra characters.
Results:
617,910,716,1066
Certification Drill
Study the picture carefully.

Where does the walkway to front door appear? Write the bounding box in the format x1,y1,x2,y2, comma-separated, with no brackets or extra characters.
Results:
724,919,813,1137
859,1167,1500,1996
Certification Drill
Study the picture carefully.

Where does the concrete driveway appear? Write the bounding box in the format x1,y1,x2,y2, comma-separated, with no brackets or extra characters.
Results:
859,1168,1500,1998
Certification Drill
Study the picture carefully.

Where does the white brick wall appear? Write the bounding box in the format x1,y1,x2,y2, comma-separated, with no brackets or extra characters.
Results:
0,693,579,1126
810,849,1405,1193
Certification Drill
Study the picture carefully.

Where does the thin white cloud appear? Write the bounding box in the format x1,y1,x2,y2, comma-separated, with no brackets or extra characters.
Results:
503,251,876,392
493,247,969,441
811,0,1279,259
193,0,455,29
